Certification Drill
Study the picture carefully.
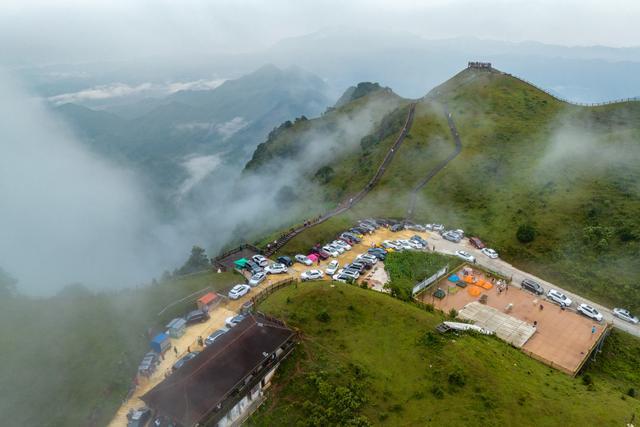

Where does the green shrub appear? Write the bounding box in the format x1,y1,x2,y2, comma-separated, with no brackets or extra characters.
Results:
316,310,331,323
448,370,466,388
516,224,536,243
431,386,445,399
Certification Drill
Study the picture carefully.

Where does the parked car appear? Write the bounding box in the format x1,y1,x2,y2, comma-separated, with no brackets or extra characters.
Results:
410,235,427,246
205,327,229,346
481,248,499,259
301,269,324,281
325,260,340,275
367,248,386,260
248,271,266,287
341,269,360,280
521,278,544,295
332,243,347,254
347,262,366,273
396,240,414,250
225,314,246,328
276,256,293,267
442,231,462,243
431,224,445,232
406,239,425,249
322,245,340,257
382,240,401,251
341,232,361,243
349,229,365,238
547,289,572,307
469,237,486,249
332,273,350,283
251,254,269,268
333,239,352,250
357,222,375,232
228,284,251,299
245,260,262,275
127,407,152,427
185,309,210,325
356,253,378,264
295,254,313,266
265,263,288,274
310,246,330,259
577,304,603,322
613,308,639,324
455,250,475,263
172,352,200,372
390,223,404,232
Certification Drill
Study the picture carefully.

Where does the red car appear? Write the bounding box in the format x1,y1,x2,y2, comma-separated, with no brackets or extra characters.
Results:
469,237,486,249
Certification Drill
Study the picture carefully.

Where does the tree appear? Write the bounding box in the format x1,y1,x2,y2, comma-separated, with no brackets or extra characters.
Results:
178,246,210,275
0,267,17,297
516,224,536,243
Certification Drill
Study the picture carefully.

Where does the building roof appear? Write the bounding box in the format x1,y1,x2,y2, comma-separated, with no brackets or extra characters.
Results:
198,292,218,305
166,318,187,329
151,332,169,345
141,314,294,426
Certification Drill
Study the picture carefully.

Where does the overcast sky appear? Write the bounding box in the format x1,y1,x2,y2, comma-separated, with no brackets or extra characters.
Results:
1,0,639,66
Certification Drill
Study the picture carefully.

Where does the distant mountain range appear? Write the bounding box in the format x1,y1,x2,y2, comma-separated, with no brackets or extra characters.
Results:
54,65,331,208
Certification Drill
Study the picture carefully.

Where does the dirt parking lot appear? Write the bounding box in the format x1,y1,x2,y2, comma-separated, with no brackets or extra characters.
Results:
423,267,608,375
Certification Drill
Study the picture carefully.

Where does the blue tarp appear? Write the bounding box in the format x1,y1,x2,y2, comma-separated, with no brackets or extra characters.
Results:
150,332,171,353
448,274,460,283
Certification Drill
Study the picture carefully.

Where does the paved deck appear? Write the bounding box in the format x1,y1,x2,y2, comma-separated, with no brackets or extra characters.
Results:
458,302,536,348
423,267,607,375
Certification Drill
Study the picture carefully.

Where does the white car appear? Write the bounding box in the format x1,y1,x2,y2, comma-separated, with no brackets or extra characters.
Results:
295,254,313,266
547,289,572,307
325,260,340,275
332,273,349,283
481,248,499,259
329,243,345,254
248,271,266,287
577,304,603,322
613,308,639,324
251,254,269,268
322,245,340,257
382,240,401,250
455,250,476,263
301,269,324,281
397,240,414,250
225,314,246,328
228,284,251,300
333,240,352,251
265,263,288,274
356,254,378,265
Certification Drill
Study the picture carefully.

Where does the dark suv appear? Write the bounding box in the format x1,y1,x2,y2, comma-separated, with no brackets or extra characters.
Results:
521,278,544,295
277,256,293,267
185,309,210,325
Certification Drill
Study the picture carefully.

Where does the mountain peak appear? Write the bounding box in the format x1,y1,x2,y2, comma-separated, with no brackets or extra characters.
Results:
334,82,389,108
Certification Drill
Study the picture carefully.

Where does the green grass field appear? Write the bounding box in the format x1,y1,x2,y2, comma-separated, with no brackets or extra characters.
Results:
249,282,640,426
0,270,241,427
384,251,461,300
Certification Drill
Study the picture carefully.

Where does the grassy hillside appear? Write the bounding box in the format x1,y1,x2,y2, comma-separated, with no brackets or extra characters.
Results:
0,270,241,427
265,68,640,311
250,282,640,426
415,69,640,310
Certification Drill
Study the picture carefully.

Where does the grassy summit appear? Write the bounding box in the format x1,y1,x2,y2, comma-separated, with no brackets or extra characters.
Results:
260,67,640,311
249,282,640,426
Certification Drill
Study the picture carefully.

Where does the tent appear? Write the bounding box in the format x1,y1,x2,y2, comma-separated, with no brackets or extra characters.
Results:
234,258,249,269
448,274,460,283
166,318,186,338
150,333,171,353
307,254,319,263
197,292,219,311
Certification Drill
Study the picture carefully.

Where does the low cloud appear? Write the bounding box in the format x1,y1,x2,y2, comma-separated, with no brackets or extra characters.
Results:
47,78,227,105
215,117,249,140
0,70,187,295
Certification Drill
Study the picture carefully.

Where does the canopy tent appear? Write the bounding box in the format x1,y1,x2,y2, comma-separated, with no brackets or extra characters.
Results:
448,274,460,283
307,254,319,263
234,258,249,269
